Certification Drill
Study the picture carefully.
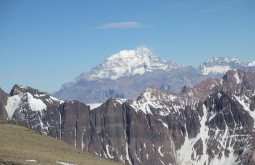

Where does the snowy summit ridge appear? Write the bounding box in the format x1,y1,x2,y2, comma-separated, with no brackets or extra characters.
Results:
248,61,255,67
74,47,182,81
199,57,246,75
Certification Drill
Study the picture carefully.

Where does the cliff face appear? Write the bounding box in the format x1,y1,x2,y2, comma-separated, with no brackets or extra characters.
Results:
1,69,255,165
88,99,176,165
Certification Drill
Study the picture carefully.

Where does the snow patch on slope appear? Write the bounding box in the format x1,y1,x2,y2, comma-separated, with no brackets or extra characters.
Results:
88,103,102,110
50,96,65,104
234,94,255,128
115,98,127,105
129,87,183,116
26,160,37,162
130,98,183,116
176,103,241,165
210,149,238,165
158,146,164,157
106,144,114,159
130,101,153,115
5,95,22,118
26,93,47,111
234,72,241,84
176,104,209,165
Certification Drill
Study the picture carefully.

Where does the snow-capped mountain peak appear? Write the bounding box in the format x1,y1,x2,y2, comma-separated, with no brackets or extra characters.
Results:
200,56,246,75
204,57,242,64
75,47,182,81
248,61,255,67
107,47,155,61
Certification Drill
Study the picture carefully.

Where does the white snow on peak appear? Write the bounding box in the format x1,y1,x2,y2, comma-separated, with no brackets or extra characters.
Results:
139,87,177,102
200,57,247,75
74,47,181,81
5,92,47,118
115,98,127,105
107,47,153,61
204,57,242,64
26,93,47,111
247,61,255,67
17,84,28,89
34,93,47,97
49,96,65,104
200,57,245,75
130,87,183,116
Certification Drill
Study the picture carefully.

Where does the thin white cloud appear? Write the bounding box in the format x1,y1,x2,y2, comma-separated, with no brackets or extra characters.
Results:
96,22,143,29
168,3,191,9
203,3,230,13
216,4,229,9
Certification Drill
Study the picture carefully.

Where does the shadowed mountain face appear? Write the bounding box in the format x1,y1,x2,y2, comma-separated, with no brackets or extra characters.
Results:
1,69,255,165
54,67,210,103
53,48,255,104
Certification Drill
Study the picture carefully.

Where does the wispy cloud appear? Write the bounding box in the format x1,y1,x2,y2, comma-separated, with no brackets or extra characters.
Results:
96,22,144,29
203,3,230,13
216,4,229,9
168,3,191,9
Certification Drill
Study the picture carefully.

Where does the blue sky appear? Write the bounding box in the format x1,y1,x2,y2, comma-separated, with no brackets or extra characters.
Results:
1,0,255,93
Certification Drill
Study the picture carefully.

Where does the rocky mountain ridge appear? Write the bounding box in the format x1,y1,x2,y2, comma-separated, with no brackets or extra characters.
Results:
54,47,255,103
1,69,255,165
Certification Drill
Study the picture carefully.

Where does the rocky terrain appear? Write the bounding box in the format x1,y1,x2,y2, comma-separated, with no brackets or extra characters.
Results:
1,69,255,165
53,47,255,103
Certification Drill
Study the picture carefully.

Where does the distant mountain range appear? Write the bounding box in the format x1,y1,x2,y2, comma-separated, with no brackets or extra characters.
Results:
1,47,255,165
53,47,255,103
200,56,255,75
1,69,255,165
